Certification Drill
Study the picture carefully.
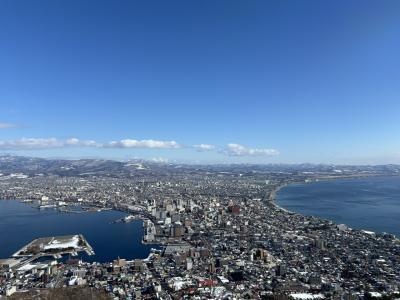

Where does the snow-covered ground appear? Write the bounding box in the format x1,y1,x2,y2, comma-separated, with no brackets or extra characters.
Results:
290,293,324,300
43,235,80,250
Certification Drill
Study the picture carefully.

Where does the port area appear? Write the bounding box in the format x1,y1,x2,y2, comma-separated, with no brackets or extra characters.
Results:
12,234,94,262
111,214,147,224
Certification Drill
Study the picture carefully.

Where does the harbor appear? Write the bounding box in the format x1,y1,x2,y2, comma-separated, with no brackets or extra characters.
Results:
0,200,159,263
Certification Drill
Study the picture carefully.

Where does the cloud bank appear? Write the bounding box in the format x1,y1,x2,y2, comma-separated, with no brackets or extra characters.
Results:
0,138,280,158
223,143,279,157
65,138,99,147
0,138,99,150
193,144,216,151
0,138,181,150
104,139,181,149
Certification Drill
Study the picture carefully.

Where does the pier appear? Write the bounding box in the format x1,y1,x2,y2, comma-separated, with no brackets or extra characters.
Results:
12,234,95,261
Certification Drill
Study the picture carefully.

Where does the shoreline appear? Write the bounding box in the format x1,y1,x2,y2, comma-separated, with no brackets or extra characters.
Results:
269,173,400,206
268,174,400,237
0,201,159,262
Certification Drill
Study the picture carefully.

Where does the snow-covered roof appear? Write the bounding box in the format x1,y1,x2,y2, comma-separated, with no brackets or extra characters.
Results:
290,293,325,300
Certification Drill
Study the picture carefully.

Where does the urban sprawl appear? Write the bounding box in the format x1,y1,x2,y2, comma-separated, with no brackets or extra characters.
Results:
0,156,399,299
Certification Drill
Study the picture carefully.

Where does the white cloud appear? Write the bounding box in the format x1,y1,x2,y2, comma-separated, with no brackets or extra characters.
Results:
0,138,99,150
193,144,216,151
0,138,63,150
66,138,99,147
223,143,279,157
65,138,80,145
0,137,182,150
104,139,181,149
150,157,169,163
0,138,279,158
0,123,16,129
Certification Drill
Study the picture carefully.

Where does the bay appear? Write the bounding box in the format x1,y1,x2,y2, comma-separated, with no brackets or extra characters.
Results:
276,176,400,236
0,200,157,262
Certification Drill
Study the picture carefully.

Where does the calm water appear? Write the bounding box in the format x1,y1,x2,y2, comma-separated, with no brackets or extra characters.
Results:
0,200,158,262
277,176,400,236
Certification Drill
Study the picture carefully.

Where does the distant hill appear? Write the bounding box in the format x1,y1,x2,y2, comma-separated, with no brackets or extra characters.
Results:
0,155,399,178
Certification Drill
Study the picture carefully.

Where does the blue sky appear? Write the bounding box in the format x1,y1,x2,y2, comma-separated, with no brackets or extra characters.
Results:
1,0,400,164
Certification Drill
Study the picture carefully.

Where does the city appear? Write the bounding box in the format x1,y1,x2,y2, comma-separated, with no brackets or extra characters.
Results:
0,156,399,299
1,1,400,299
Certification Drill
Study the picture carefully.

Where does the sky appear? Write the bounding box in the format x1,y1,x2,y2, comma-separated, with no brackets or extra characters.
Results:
1,0,400,164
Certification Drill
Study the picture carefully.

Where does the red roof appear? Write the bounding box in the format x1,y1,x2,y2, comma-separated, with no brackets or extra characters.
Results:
199,279,216,287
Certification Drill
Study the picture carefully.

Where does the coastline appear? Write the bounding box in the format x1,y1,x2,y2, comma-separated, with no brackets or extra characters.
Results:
269,173,400,207
267,182,291,212
269,174,400,237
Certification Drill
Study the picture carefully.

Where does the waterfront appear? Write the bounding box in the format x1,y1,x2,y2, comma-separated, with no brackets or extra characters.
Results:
277,176,400,236
1,163,400,298
0,200,157,263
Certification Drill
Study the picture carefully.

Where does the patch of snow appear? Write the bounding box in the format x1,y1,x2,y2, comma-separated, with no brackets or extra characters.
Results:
290,293,324,300
369,292,382,298
43,235,80,250
362,230,375,235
